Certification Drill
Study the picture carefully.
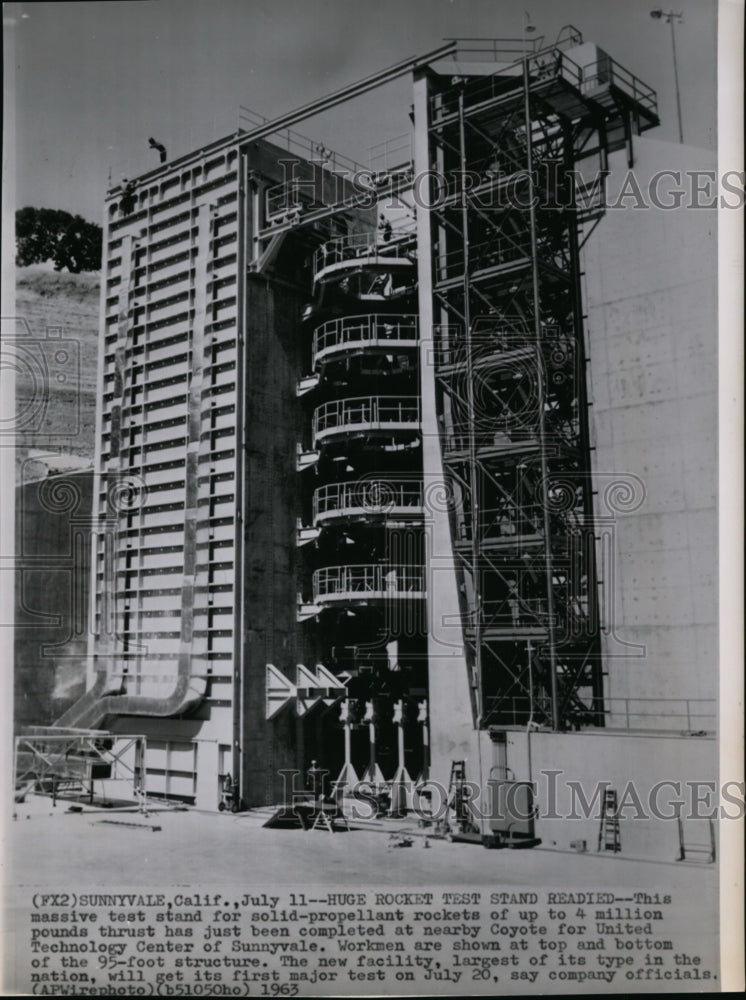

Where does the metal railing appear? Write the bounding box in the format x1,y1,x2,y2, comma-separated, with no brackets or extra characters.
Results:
484,696,715,731
427,29,655,127
313,233,416,277
457,45,657,118
481,597,549,628
313,395,420,442
433,324,541,368
313,564,426,601
443,425,538,455
446,35,545,63
430,46,585,123
531,48,583,90
604,698,716,732
446,27,584,64
238,105,368,178
265,178,319,219
369,132,413,174
313,314,418,367
582,55,657,116
456,504,546,542
313,480,423,523
436,234,532,283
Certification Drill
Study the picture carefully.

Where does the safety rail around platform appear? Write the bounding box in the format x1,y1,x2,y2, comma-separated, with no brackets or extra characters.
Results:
443,35,546,64
313,395,421,442
444,26,583,64
443,427,540,455
483,697,717,731
480,597,550,627
238,104,368,179
432,324,568,368
313,480,424,523
265,178,319,219
313,233,416,278
313,564,426,602
431,36,657,128
369,132,414,175
581,54,657,117
430,48,585,122
313,314,419,367
454,503,547,542
435,234,532,283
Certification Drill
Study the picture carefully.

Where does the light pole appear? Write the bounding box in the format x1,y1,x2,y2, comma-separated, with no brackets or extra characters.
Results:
650,8,684,144
523,10,536,57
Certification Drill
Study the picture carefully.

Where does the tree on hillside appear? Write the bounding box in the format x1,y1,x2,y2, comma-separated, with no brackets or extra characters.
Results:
16,207,102,273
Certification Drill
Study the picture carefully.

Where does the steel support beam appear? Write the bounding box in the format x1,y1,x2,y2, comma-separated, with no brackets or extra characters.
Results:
522,57,561,731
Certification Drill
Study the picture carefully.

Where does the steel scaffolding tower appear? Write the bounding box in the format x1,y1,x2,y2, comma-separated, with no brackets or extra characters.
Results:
419,33,658,731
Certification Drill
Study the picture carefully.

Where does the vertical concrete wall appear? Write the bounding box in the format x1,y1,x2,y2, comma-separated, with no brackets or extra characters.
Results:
504,727,717,862
581,138,718,727
241,275,305,805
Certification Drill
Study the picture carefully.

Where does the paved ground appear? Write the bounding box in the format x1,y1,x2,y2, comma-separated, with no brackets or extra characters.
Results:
3,792,717,894
2,794,721,996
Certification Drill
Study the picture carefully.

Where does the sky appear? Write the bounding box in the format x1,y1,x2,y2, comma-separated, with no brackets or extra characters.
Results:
4,0,719,223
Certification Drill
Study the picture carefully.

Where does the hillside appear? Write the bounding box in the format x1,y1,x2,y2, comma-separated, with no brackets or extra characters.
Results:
14,266,100,480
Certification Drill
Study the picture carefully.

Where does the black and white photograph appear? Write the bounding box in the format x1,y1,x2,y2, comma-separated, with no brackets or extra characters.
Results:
1,0,743,995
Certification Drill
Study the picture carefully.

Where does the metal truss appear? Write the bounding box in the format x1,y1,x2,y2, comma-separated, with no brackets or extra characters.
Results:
14,731,147,805
426,44,658,730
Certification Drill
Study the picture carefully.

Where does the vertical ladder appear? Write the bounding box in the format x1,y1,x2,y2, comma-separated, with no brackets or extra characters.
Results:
597,788,621,852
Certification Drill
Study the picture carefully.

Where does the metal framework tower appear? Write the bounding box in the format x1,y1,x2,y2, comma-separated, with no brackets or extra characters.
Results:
417,30,658,731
